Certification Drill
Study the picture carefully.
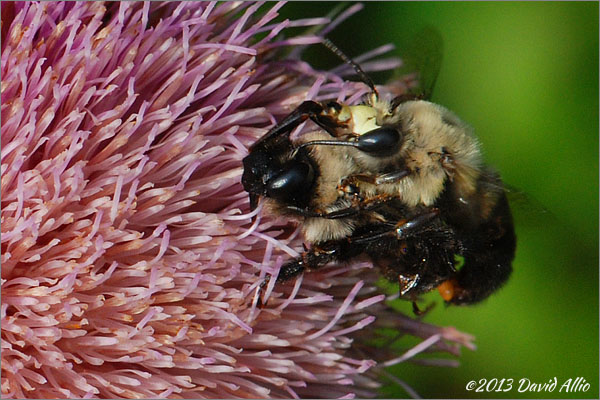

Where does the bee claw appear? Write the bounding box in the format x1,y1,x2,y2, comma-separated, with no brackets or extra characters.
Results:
412,300,435,316
256,275,272,308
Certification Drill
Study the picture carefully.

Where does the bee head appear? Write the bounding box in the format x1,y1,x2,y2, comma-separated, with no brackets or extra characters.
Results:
242,141,316,210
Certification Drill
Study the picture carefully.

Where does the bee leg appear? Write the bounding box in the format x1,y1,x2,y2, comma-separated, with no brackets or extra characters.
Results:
253,100,347,148
394,209,440,238
399,273,420,296
352,209,441,244
390,92,426,110
412,300,435,316
256,275,271,308
398,272,436,317
347,169,410,185
252,101,323,147
277,242,351,282
255,256,310,307
275,258,308,282
338,170,410,206
283,194,395,220
391,272,436,316
257,241,344,305
283,205,361,219
412,301,422,315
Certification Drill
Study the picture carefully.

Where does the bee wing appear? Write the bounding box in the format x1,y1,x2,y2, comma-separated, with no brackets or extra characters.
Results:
503,184,555,227
395,26,444,100
479,168,554,227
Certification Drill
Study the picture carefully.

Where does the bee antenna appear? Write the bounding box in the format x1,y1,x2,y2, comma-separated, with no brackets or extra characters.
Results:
322,38,379,100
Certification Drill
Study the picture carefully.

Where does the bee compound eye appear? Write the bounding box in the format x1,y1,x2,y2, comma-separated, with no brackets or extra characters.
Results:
266,161,315,202
242,150,275,195
356,126,401,157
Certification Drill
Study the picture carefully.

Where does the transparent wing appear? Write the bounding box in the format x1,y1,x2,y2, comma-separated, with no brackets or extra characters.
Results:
504,184,555,227
394,26,444,100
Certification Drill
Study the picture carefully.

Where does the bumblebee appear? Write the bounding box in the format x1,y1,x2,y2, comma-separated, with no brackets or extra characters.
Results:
242,39,515,305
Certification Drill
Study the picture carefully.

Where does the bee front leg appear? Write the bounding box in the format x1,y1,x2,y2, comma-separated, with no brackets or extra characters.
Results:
276,241,351,283
257,240,352,306
251,101,324,148
252,100,348,149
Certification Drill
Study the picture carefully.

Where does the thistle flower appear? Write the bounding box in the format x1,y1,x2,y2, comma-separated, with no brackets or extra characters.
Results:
1,2,474,398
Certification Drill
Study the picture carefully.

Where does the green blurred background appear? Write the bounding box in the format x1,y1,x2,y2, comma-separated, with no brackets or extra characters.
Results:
279,2,598,398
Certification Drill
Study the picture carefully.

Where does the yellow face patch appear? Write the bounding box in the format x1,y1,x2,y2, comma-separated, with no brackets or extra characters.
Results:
347,105,379,135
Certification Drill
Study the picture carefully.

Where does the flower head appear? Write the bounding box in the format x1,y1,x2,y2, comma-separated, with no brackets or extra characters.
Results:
1,2,473,398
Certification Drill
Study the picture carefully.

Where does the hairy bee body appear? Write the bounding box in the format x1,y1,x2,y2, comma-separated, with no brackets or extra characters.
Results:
242,44,515,306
